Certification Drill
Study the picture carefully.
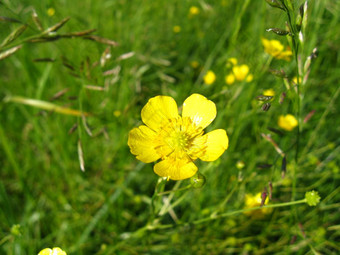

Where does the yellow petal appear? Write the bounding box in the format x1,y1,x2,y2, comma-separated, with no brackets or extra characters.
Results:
182,94,216,129
154,155,197,180
141,96,179,131
198,129,229,161
128,125,160,163
225,73,235,85
52,248,67,255
38,249,52,255
232,65,249,81
278,114,298,131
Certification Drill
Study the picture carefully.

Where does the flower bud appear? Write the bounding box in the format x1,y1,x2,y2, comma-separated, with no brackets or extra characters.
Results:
190,172,206,188
261,102,271,111
266,28,290,36
269,68,287,78
256,95,273,102
305,190,321,206
10,224,22,237
265,0,286,11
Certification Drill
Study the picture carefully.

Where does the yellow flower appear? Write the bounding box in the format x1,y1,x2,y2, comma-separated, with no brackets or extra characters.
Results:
225,73,235,85
113,110,121,117
190,61,199,69
279,49,293,61
278,114,298,131
47,8,55,17
244,193,272,217
246,74,253,82
292,76,302,84
173,25,181,33
203,70,216,85
189,6,200,16
261,38,292,61
38,247,67,255
232,64,249,81
236,160,245,169
227,57,238,66
263,89,275,97
128,94,229,180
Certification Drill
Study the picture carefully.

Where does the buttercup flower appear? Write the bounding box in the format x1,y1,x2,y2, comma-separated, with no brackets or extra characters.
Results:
38,247,67,255
189,6,200,16
244,193,272,217
203,70,216,85
232,65,249,81
225,73,235,85
263,89,275,97
225,60,253,84
292,76,302,85
246,73,253,82
113,110,121,117
261,38,292,61
278,114,298,131
47,8,55,17
190,61,199,69
128,94,229,180
173,25,181,33
227,57,238,67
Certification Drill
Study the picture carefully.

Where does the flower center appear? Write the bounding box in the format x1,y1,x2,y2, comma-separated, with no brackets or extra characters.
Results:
154,117,204,159
166,129,190,151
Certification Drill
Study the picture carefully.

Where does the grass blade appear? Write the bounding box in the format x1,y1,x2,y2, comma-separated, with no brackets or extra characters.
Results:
4,95,90,116
0,24,27,48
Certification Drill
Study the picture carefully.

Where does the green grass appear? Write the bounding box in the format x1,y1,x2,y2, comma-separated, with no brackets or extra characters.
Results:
1,0,340,254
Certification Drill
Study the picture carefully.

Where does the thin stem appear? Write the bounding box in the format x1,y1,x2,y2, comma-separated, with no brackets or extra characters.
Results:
147,199,307,231
156,185,191,196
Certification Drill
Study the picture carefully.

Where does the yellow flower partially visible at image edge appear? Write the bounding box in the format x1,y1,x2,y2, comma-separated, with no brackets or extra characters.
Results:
128,94,229,180
203,70,216,85
38,247,67,255
278,114,298,131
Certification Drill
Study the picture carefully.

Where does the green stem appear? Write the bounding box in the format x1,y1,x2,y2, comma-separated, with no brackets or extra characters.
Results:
156,185,191,196
285,1,301,202
148,199,307,231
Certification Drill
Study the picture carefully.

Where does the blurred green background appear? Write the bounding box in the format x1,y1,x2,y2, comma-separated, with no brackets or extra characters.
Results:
1,0,339,254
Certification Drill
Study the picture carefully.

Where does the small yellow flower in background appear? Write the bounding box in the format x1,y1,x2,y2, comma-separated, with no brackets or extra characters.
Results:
190,61,199,69
236,160,245,169
173,25,181,33
47,8,55,17
225,63,253,84
225,73,235,85
261,37,292,61
244,193,272,217
203,70,216,85
227,57,238,67
113,110,121,117
278,114,298,131
189,6,200,16
246,74,253,82
292,76,302,84
128,94,229,180
38,247,67,255
263,89,275,97
232,65,249,81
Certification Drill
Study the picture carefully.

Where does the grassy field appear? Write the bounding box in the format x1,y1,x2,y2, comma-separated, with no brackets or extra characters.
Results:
1,0,339,254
